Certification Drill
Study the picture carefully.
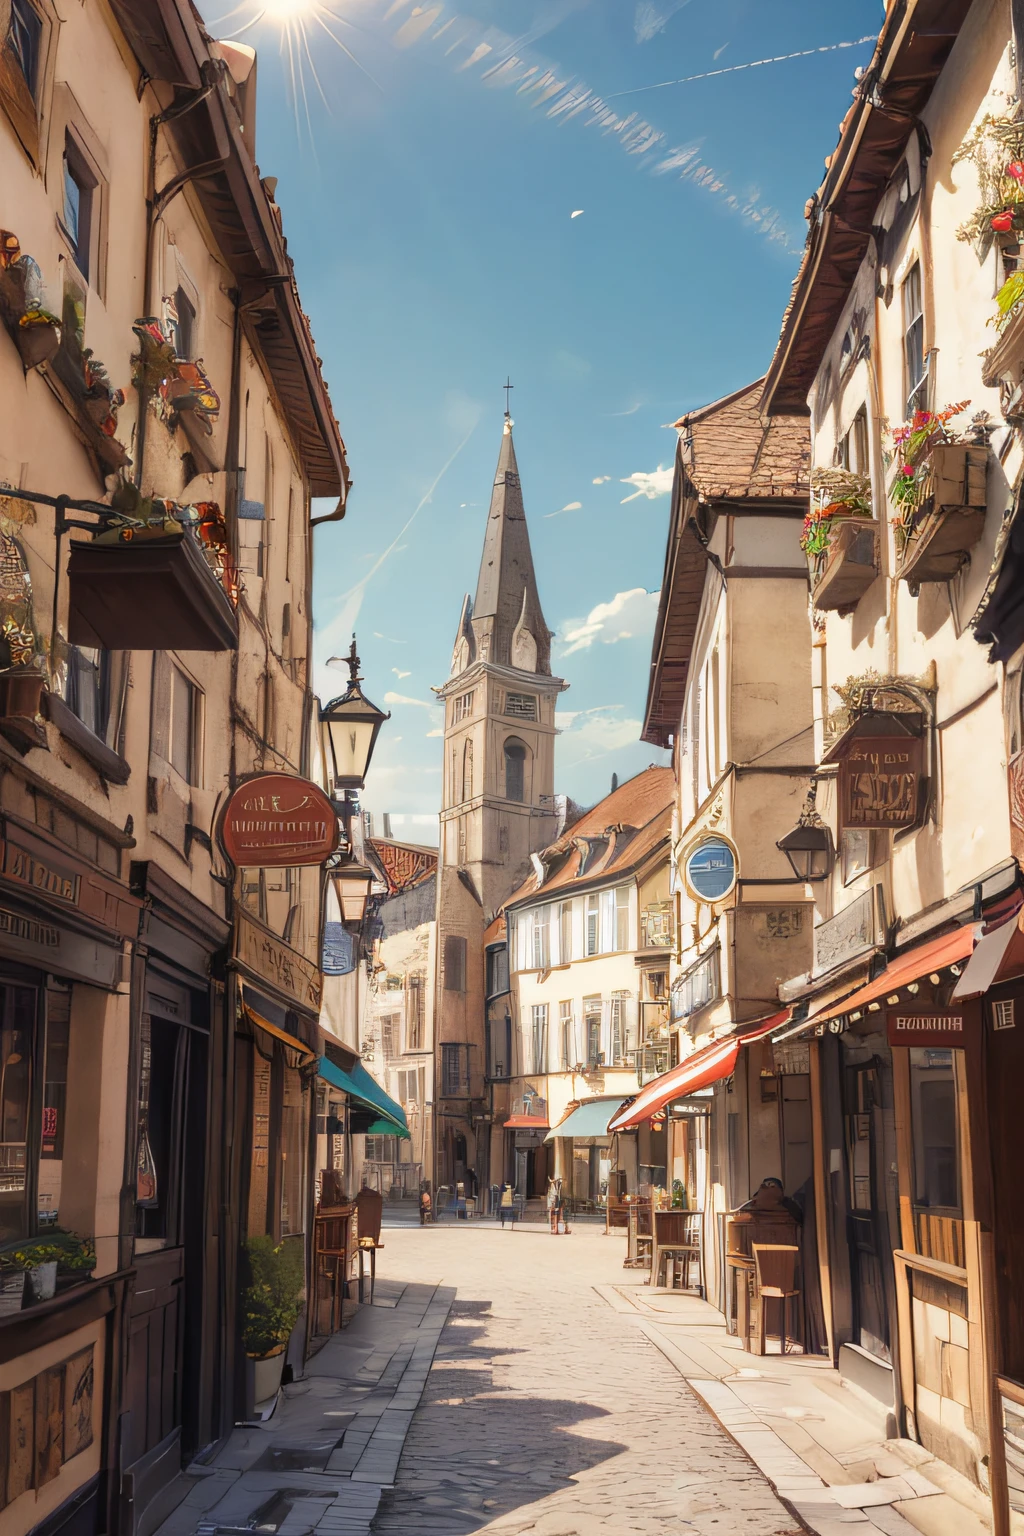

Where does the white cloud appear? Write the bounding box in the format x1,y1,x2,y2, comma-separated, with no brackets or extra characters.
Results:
571,208,584,218
620,465,674,502
592,475,611,484
558,588,659,656
384,691,433,708
392,667,411,679
713,41,729,59
426,728,444,737
544,500,583,519
634,0,692,44
558,707,644,759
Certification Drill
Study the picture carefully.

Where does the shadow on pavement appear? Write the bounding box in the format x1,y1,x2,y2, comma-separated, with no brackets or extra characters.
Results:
371,1297,623,1534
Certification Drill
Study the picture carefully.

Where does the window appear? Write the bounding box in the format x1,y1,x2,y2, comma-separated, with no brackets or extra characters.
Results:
67,646,111,740
453,691,474,723
504,738,526,801
837,406,870,474
615,886,630,951
560,1001,574,1069
37,991,68,1228
463,739,474,800
443,934,466,993
0,985,36,1241
8,0,41,94
584,997,603,1067
61,135,95,281
506,692,537,720
151,657,200,784
646,970,668,1001
842,829,879,885
407,975,425,1050
585,893,599,956
380,1014,399,1063
485,944,509,999
364,1134,397,1163
170,285,195,360
909,1048,960,1211
610,995,627,1066
279,1068,306,1236
441,1042,465,1096
559,900,573,964
902,262,927,418
530,1004,548,1074
530,906,548,970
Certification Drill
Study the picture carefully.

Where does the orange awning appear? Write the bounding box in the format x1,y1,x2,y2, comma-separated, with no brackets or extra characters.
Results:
504,1114,550,1129
608,1011,789,1132
805,925,977,1026
953,910,1024,1000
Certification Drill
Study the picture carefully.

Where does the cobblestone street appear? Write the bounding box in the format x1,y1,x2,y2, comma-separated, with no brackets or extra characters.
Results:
371,1223,800,1536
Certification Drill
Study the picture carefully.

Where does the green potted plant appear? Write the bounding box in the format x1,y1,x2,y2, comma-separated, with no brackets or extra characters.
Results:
241,1235,305,1407
0,1231,94,1311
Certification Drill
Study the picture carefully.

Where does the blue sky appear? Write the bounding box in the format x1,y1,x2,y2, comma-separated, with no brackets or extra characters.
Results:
212,0,881,837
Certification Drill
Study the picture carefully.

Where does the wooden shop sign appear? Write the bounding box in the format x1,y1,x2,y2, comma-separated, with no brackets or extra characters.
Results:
235,909,323,1013
219,772,339,867
886,1005,977,1049
839,732,924,831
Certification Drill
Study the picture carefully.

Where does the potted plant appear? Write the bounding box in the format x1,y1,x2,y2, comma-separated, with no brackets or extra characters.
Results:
0,1231,94,1311
0,231,62,369
241,1235,305,1407
887,403,988,587
803,468,878,611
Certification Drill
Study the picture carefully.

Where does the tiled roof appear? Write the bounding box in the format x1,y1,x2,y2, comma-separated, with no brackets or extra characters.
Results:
504,766,673,907
674,379,809,501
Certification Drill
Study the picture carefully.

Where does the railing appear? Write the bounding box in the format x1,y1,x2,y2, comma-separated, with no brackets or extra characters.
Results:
631,1044,670,1082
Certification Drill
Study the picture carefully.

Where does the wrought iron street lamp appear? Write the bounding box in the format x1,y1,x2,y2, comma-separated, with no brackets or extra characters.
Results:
331,862,374,925
320,636,390,792
777,780,835,883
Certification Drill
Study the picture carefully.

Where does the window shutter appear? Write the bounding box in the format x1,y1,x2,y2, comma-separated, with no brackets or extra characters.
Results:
150,652,171,763
444,935,466,992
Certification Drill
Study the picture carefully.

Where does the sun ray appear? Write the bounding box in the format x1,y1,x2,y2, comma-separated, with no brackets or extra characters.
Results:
312,9,385,92
292,17,319,149
298,15,331,112
281,21,304,143
216,9,267,40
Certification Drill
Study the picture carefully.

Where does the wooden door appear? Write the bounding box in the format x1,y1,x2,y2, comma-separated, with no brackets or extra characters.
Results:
843,1057,897,1361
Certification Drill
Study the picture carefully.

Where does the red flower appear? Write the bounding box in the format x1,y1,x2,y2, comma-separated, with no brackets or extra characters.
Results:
1008,162,1024,181
901,464,915,477
993,210,1015,233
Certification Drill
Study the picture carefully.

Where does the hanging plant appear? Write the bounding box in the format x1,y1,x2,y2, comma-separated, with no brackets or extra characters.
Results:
800,468,872,557
886,403,972,547
992,268,1024,332
952,111,1024,244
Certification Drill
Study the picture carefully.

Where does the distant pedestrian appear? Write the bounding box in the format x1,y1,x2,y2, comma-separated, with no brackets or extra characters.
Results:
547,1176,565,1234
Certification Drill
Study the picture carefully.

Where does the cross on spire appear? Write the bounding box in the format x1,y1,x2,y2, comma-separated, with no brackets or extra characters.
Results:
503,377,514,418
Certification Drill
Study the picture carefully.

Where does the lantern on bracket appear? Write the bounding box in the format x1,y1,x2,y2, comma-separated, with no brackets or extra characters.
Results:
777,779,835,883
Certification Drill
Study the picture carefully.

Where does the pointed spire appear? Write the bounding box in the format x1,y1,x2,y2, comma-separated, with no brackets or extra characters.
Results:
472,416,550,673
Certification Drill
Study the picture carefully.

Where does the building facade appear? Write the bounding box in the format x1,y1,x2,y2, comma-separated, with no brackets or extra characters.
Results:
433,413,565,1195
0,2,345,1531
501,766,674,1203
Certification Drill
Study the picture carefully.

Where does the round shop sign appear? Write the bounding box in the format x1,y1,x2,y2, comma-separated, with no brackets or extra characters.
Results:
683,834,738,903
218,772,340,868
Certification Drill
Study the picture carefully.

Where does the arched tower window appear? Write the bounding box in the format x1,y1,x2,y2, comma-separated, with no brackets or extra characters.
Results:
504,738,527,802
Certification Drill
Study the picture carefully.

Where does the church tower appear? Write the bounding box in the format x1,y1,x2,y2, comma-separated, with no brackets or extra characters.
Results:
433,410,566,1190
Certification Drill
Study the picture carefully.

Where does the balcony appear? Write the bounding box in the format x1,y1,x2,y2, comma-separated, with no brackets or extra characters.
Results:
809,517,879,612
894,443,988,590
632,1043,669,1083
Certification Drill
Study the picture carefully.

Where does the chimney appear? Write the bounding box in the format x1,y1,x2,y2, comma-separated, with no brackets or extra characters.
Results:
383,812,393,839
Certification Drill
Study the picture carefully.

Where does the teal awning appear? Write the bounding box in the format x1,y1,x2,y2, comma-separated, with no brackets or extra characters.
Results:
318,1056,410,1137
365,1117,411,1140
544,1097,628,1143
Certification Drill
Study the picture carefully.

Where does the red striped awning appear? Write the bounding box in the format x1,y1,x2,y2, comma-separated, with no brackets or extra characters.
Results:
608,1011,789,1132
804,925,977,1026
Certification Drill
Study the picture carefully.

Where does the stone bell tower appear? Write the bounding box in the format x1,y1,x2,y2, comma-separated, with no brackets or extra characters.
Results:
432,408,566,1189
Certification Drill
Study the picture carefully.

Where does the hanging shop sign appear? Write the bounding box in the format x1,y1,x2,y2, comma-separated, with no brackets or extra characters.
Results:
886,1005,977,1049
839,730,924,831
682,835,739,903
235,910,323,1013
218,772,339,868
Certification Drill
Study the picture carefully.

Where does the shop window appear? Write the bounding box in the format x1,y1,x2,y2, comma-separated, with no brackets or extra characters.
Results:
279,1067,306,1236
37,989,69,1228
135,1017,180,1239
909,1047,960,1212
0,985,35,1241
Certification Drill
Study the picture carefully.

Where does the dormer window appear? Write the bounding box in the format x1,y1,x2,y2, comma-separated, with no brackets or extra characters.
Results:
506,692,537,720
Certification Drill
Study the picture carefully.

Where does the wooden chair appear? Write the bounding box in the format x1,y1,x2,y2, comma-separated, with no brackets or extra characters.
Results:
626,1202,653,1268
752,1243,801,1355
651,1210,702,1294
355,1187,385,1304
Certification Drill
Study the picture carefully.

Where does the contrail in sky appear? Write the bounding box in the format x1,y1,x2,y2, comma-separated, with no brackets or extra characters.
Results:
605,36,878,100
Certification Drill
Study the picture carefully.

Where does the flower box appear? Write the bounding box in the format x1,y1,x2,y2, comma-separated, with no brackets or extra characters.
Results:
67,529,239,652
896,443,989,589
810,517,879,612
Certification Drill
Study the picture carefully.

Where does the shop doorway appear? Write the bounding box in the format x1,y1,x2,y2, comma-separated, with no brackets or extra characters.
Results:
842,1052,898,1362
